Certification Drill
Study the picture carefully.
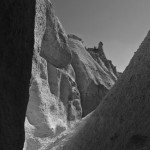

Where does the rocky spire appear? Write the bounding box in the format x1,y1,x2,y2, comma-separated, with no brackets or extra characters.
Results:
97,41,106,58
98,41,103,51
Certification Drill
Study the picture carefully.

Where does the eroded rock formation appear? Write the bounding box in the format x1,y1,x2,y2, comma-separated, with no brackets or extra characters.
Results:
24,0,118,149
68,36,117,116
87,41,119,80
0,0,35,150
40,0,72,68
24,1,81,149
56,31,150,150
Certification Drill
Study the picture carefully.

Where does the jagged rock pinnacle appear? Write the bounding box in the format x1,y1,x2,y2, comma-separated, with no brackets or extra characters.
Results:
98,41,103,51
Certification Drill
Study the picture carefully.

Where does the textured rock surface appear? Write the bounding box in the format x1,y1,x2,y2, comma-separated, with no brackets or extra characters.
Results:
24,0,118,149
56,31,150,150
87,41,119,80
24,0,81,149
68,36,116,116
47,62,61,97
40,0,72,68
0,0,35,150
59,68,82,122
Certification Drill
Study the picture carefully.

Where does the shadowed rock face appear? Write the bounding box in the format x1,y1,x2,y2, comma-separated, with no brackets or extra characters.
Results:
58,31,150,150
0,0,35,150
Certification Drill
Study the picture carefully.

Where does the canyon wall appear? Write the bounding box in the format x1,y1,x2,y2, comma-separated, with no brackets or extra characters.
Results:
24,0,81,149
24,0,118,149
1,1,149,150
0,0,35,150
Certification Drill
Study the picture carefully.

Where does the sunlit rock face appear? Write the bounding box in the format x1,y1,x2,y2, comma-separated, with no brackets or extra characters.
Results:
40,0,72,68
68,36,117,116
56,31,150,150
24,0,118,149
24,0,81,149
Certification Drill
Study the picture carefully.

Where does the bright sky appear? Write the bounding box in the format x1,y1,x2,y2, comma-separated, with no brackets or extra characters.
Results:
52,0,150,72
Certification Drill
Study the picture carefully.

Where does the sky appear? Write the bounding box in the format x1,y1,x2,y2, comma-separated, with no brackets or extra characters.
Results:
52,0,150,72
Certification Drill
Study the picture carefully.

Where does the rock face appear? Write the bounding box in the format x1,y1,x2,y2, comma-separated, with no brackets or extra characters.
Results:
24,1,82,149
58,31,150,150
0,0,35,150
0,0,120,150
40,0,72,68
4,0,149,149
68,36,117,116
87,41,119,80
24,1,118,149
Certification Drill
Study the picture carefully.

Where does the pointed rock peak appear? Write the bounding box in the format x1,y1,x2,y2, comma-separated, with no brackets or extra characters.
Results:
87,41,105,56
98,41,103,51
97,41,106,58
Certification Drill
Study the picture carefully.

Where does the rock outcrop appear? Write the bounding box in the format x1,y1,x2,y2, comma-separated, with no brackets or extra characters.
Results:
24,1,118,149
0,0,120,150
56,31,150,150
68,36,117,116
2,0,149,149
0,0,35,150
87,41,119,80
40,0,72,68
24,1,82,149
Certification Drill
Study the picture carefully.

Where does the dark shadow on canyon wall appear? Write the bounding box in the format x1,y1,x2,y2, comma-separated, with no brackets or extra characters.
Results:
0,0,35,149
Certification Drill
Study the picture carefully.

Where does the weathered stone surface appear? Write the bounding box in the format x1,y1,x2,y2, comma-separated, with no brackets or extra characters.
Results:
59,67,82,122
0,0,35,149
47,62,61,97
24,1,81,149
68,36,116,116
87,41,119,80
40,0,72,68
58,31,150,150
25,54,69,150
46,58,82,124
27,58,66,138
